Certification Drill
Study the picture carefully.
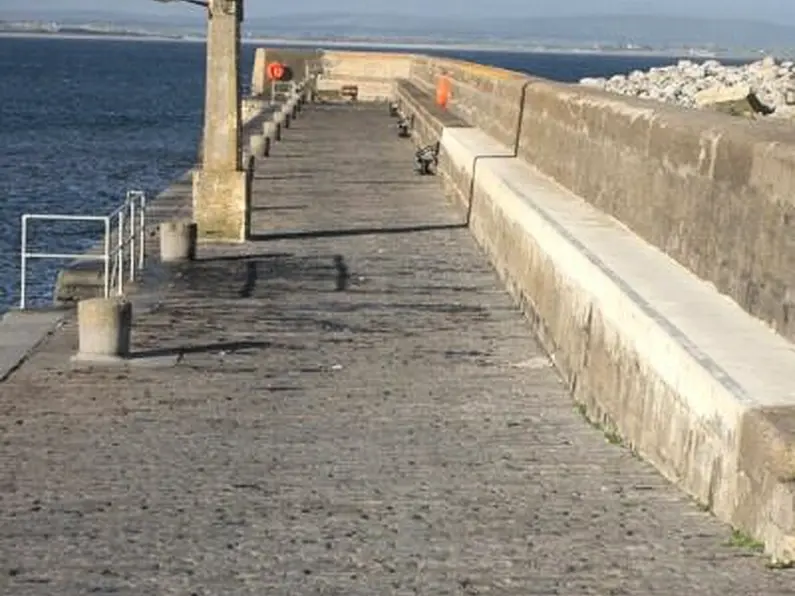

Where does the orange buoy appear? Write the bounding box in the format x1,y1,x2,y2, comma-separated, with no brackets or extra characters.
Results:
267,61,286,81
436,76,451,108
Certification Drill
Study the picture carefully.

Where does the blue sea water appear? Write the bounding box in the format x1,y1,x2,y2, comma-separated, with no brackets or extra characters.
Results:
0,36,725,312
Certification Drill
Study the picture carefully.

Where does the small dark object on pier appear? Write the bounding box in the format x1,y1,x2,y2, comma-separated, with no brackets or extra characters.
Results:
341,85,359,101
397,118,411,138
414,142,439,176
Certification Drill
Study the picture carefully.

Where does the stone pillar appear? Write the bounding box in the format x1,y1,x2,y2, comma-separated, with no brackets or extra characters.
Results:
192,0,251,244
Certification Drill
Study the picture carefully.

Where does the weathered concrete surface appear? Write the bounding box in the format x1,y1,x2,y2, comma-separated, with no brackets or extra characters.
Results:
1,103,792,593
0,308,66,382
440,124,795,562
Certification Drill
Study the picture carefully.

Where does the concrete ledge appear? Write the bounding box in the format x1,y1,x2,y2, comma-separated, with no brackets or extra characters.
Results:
0,309,68,382
441,125,795,563
54,261,106,304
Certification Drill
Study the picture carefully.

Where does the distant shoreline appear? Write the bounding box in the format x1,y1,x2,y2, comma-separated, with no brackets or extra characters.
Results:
0,31,757,60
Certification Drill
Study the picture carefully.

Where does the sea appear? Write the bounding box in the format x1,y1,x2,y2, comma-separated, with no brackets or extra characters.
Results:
0,35,742,313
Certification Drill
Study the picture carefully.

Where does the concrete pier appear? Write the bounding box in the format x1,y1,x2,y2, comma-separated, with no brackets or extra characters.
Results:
1,100,792,594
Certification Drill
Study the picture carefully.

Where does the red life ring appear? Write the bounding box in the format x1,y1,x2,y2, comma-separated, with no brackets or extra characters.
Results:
267,61,286,81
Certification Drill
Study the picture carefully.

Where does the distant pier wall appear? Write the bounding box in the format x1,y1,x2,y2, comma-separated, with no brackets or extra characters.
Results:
316,51,413,101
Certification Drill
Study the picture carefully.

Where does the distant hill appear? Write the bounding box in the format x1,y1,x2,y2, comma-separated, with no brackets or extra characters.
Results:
245,13,795,51
1,9,794,52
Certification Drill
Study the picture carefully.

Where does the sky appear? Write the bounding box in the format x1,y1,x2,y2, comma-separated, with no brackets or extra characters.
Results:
1,0,794,23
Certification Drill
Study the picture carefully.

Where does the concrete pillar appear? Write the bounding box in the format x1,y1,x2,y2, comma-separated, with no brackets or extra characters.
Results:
192,0,251,244
160,220,197,262
76,298,132,361
251,47,267,96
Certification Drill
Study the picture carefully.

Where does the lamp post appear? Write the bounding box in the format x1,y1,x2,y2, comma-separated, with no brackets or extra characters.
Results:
154,0,250,243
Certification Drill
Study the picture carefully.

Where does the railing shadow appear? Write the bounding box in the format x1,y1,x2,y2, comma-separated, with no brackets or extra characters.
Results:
166,252,352,297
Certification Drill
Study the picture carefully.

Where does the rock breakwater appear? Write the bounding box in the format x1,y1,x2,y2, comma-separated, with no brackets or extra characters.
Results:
580,56,795,118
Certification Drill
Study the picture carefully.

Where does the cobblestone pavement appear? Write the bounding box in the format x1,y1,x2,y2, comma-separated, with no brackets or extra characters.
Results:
1,103,793,595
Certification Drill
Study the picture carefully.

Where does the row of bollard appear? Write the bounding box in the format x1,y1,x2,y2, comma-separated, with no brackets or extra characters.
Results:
74,81,316,365
248,82,310,160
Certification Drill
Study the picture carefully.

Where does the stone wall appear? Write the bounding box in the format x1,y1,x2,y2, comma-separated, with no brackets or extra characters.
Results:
317,51,413,101
514,80,795,342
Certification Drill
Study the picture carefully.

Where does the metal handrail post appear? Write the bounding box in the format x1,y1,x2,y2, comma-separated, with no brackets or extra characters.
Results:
103,217,111,298
129,197,136,282
138,194,146,270
117,210,124,295
20,215,28,309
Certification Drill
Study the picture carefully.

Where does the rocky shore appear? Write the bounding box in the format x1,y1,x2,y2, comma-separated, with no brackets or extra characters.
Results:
580,57,795,118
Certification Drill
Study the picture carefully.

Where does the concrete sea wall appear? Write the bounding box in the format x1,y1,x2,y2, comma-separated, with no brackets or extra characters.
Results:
319,50,795,562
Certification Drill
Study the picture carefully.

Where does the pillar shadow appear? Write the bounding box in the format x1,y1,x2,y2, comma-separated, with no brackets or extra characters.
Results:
248,222,466,242
132,340,273,359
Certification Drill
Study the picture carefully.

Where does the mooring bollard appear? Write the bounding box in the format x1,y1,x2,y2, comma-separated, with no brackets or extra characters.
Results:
160,219,197,263
76,297,132,361
250,133,266,157
262,121,274,156
272,112,283,141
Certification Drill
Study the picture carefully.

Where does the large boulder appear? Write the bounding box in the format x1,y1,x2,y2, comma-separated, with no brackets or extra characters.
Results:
693,84,774,117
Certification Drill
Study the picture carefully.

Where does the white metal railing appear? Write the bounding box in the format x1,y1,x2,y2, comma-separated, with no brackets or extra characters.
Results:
19,190,147,310
270,80,298,104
